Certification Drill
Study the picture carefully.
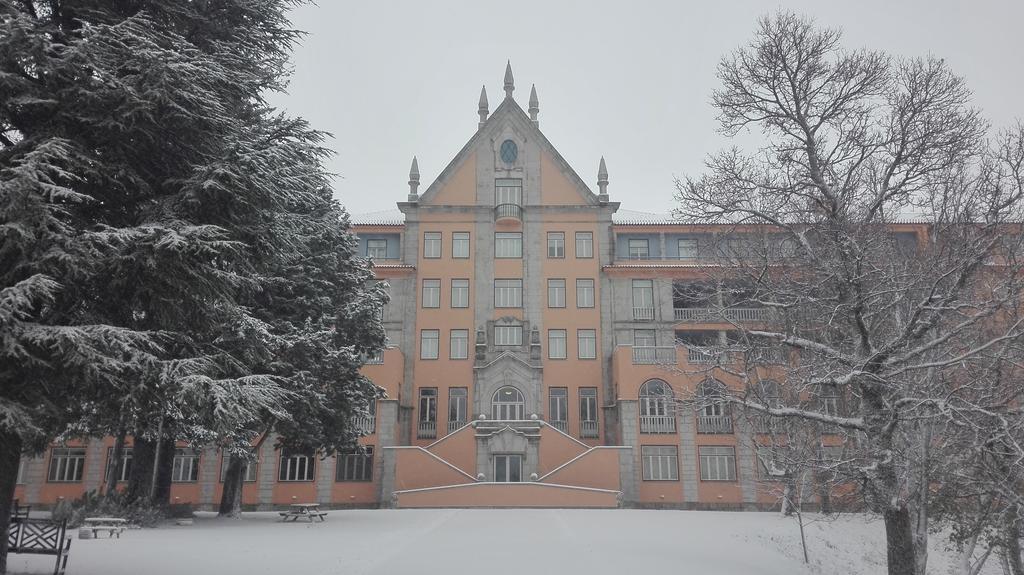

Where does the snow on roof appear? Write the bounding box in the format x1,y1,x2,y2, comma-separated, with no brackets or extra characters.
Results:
611,209,680,225
350,209,405,226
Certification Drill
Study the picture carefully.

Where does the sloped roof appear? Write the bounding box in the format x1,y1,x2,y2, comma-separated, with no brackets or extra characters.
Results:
350,209,405,226
611,209,679,225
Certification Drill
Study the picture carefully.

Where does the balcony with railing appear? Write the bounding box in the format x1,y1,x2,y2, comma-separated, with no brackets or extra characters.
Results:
417,421,437,440
632,307,655,321
494,203,523,222
696,414,733,434
354,414,376,435
673,307,771,323
751,416,777,435
686,347,733,365
446,420,467,435
639,415,677,434
550,420,568,433
632,346,677,365
580,420,599,438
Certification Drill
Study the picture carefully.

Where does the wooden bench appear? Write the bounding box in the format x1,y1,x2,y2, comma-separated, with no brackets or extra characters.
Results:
82,517,127,539
278,503,328,522
7,518,72,575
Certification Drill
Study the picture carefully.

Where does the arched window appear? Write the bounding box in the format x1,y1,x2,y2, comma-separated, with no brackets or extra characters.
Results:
492,386,525,420
639,379,676,433
696,378,732,434
748,379,781,434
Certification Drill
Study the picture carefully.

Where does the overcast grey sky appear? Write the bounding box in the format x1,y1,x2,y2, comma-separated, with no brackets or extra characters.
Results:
267,0,1024,216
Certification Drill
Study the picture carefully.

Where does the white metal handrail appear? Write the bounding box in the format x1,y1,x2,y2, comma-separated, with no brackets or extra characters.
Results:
632,307,655,321
696,415,733,434
632,346,677,365
417,421,437,439
447,420,467,434
580,420,599,438
673,308,770,322
639,415,676,434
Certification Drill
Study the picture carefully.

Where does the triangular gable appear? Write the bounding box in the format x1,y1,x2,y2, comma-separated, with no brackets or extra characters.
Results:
417,98,599,207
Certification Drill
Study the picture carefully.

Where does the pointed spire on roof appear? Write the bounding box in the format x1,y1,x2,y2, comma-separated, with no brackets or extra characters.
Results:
597,156,609,204
528,84,539,125
503,60,515,99
408,156,420,202
478,85,489,128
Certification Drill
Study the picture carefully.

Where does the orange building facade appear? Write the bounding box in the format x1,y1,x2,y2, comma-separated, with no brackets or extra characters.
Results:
15,65,827,510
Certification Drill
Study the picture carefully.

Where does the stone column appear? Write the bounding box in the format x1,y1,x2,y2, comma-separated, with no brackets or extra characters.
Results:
617,448,636,506
198,446,219,510
82,439,106,493
24,455,47,505
256,435,277,510
376,400,400,507
735,418,759,507
618,400,639,500
317,453,335,506
678,408,699,503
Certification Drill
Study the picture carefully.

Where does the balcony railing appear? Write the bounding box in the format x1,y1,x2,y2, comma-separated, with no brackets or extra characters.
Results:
417,421,436,439
632,346,677,365
362,352,384,365
446,420,467,435
751,416,777,434
632,307,655,321
687,347,731,364
354,414,376,435
639,415,676,434
696,414,733,434
580,420,599,438
494,203,523,222
551,420,567,433
673,307,771,322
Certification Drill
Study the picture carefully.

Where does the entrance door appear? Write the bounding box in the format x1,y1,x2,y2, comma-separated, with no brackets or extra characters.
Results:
493,454,523,482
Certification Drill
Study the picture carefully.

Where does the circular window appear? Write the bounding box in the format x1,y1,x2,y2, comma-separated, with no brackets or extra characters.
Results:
499,139,518,164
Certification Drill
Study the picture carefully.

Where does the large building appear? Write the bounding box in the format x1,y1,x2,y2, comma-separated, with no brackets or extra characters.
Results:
14,64,833,510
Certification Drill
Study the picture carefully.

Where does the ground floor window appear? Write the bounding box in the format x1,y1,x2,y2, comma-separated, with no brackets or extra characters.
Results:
47,448,86,482
336,447,374,482
279,450,315,482
699,446,737,481
220,454,258,482
641,446,679,481
171,449,200,483
493,454,522,482
106,447,134,483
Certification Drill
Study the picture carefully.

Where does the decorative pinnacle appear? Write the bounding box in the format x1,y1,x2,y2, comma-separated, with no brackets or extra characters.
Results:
598,156,608,181
408,156,420,201
503,60,514,98
478,85,489,127
528,84,539,123
597,156,609,202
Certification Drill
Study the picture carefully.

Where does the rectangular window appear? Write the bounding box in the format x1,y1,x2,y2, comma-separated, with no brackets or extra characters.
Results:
105,447,134,483
634,329,657,347
549,388,568,428
421,279,440,308
171,449,200,483
279,450,315,482
448,388,468,430
547,279,566,308
493,454,523,482
495,178,523,206
494,279,523,308
452,232,470,258
575,232,594,258
366,239,388,260
579,388,599,437
47,448,85,483
495,325,523,346
642,446,679,481
678,238,698,260
495,232,523,258
336,447,373,482
628,238,650,260
632,279,655,320
576,279,595,308
547,232,565,258
420,329,439,359
220,455,258,482
577,329,597,359
423,232,441,259
548,329,567,359
699,446,737,481
451,279,470,308
419,389,437,423
450,329,469,359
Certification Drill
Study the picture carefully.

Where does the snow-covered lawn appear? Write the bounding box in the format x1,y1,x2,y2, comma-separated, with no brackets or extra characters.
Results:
7,509,988,575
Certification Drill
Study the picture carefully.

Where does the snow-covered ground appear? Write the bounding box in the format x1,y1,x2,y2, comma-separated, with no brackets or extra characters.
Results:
8,509,992,575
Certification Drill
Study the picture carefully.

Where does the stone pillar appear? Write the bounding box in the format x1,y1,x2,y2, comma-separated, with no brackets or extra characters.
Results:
317,453,335,506
256,435,277,510
24,455,46,505
618,400,639,500
82,439,106,493
678,408,700,503
198,446,219,510
378,449,398,509
376,400,400,507
617,448,636,506
735,418,759,507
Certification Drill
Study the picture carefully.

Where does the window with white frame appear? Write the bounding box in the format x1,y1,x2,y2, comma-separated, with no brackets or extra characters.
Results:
492,386,525,420
452,232,470,258
450,329,469,359
495,232,523,258
677,238,698,260
494,325,523,346
423,232,441,259
699,446,737,481
419,388,437,424
105,447,133,483
495,178,522,206
448,388,468,428
632,280,655,317
577,329,597,359
576,279,595,308
628,238,650,259
279,449,315,482
366,238,388,260
634,329,657,347
549,388,568,426
336,447,373,482
494,279,523,308
575,232,594,258
451,279,469,308
579,388,598,426
420,329,439,359
547,232,565,258
547,279,566,308
171,449,200,483
47,447,86,482
220,454,258,482
421,279,440,308
639,379,675,419
548,329,567,359
493,454,523,482
642,446,679,480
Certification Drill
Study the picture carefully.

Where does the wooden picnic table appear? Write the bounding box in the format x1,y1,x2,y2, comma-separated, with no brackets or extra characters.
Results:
279,503,327,523
82,517,127,538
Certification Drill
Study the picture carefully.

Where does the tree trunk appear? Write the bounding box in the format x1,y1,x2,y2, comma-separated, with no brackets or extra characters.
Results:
1004,508,1024,575
125,436,173,506
103,426,127,497
0,430,24,575
218,455,244,518
884,506,920,575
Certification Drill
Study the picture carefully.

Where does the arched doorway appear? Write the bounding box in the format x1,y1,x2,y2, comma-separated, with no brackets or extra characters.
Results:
492,386,525,420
